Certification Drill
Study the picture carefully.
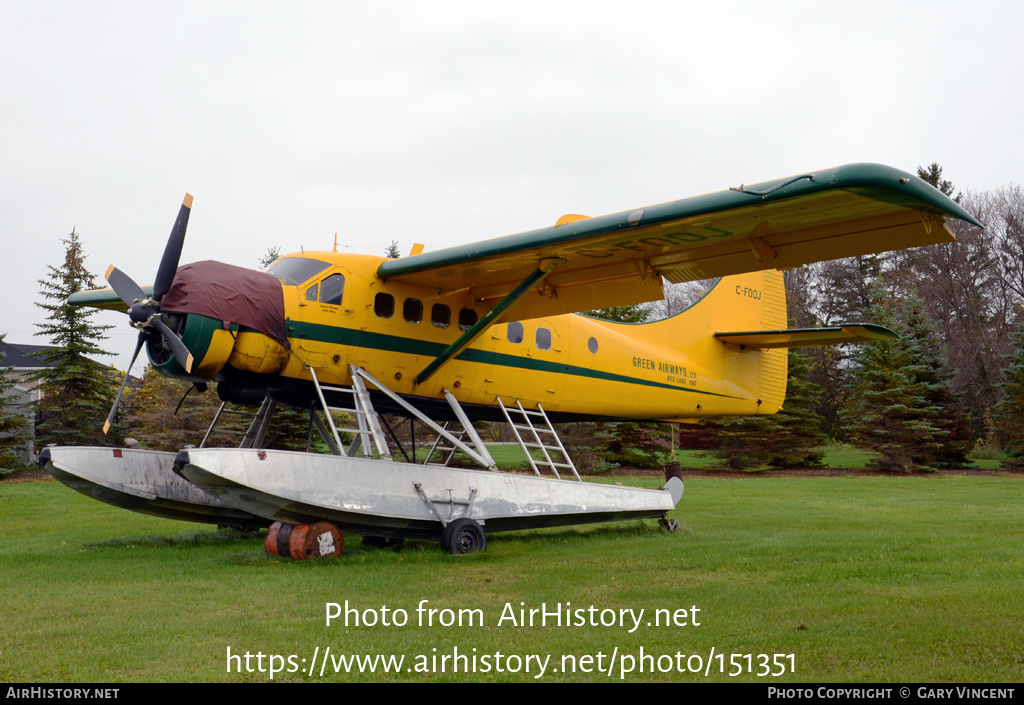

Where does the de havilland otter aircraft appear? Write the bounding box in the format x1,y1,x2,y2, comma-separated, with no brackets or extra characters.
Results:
43,163,981,556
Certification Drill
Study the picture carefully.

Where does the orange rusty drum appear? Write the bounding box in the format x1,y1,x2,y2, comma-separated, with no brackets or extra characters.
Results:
264,521,290,556
288,521,343,560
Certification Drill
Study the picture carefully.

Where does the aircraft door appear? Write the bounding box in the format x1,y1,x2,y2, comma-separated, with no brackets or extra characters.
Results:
295,268,354,384
487,318,567,412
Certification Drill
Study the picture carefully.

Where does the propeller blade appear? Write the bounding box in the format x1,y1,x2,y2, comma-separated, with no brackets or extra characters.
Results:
103,332,145,435
151,316,194,373
153,193,193,301
104,265,147,308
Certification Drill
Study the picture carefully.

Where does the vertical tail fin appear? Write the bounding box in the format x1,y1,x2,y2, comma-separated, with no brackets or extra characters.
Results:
645,269,788,415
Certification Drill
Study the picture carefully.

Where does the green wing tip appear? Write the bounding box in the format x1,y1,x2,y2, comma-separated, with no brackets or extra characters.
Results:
849,323,899,340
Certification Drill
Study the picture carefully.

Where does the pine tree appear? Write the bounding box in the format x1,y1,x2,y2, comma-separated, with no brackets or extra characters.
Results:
601,420,670,468
385,241,402,259
992,320,1024,468
847,284,954,472
769,349,828,467
29,229,118,447
259,246,281,269
900,298,971,467
582,304,649,323
0,335,31,474
712,414,775,470
713,348,826,469
917,163,956,198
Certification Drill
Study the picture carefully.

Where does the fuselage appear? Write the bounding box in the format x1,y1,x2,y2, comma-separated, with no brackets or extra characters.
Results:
151,251,785,422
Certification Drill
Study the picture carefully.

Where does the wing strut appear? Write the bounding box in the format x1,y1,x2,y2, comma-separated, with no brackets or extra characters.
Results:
414,259,563,385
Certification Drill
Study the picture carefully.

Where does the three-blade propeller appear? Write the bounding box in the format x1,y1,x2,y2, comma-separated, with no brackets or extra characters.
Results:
102,194,195,434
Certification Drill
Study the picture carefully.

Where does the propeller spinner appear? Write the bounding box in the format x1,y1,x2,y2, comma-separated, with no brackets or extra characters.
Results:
102,194,196,434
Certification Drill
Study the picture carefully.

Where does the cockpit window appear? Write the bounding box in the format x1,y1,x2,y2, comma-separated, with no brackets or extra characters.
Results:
266,257,332,286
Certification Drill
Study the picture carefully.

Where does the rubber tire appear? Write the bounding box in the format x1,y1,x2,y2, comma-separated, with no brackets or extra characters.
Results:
441,518,487,555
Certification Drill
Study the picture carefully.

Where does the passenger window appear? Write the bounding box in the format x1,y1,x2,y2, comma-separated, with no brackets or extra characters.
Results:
458,308,478,332
431,304,451,329
536,327,552,350
507,321,524,344
305,285,317,302
374,292,395,318
319,274,345,306
404,298,423,323
588,336,598,353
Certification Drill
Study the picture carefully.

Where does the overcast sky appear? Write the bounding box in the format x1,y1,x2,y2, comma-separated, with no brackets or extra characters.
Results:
3,1,1022,372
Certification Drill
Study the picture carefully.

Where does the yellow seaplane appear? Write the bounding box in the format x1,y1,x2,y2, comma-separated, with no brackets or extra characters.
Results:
43,163,980,556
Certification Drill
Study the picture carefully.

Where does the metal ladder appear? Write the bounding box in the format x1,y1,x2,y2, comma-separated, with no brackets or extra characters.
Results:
496,397,580,480
307,366,391,459
423,422,469,466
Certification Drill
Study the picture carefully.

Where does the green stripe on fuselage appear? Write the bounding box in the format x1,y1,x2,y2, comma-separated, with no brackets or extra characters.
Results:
286,320,736,398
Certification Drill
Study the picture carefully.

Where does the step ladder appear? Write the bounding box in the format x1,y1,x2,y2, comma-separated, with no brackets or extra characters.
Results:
496,397,580,480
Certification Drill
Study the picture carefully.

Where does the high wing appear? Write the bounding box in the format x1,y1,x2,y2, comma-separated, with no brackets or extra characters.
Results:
377,163,981,321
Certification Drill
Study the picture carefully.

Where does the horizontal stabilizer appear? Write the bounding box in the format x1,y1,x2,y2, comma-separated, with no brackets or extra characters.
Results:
714,323,896,349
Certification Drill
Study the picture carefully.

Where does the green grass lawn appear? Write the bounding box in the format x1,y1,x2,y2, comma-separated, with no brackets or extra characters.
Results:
661,445,1005,472
2,473,1022,683
443,442,1007,473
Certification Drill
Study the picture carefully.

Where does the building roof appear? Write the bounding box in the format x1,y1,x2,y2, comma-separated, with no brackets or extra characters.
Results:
0,341,57,369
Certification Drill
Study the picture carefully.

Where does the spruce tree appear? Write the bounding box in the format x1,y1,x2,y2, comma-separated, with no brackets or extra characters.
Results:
847,284,953,472
0,335,31,473
768,348,828,467
917,163,956,198
900,298,971,467
29,229,118,447
258,246,281,269
993,320,1024,468
582,304,649,323
713,347,826,469
712,414,775,470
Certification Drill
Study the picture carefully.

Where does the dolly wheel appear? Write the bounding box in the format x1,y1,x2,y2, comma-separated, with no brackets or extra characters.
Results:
441,518,487,555
659,515,679,532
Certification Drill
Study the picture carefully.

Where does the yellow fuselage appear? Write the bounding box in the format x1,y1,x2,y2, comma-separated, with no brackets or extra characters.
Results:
202,252,787,422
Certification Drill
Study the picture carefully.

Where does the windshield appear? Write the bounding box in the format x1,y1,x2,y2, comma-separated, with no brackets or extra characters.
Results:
266,257,331,286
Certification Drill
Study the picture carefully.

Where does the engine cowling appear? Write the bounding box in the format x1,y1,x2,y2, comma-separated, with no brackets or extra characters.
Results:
147,313,237,382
